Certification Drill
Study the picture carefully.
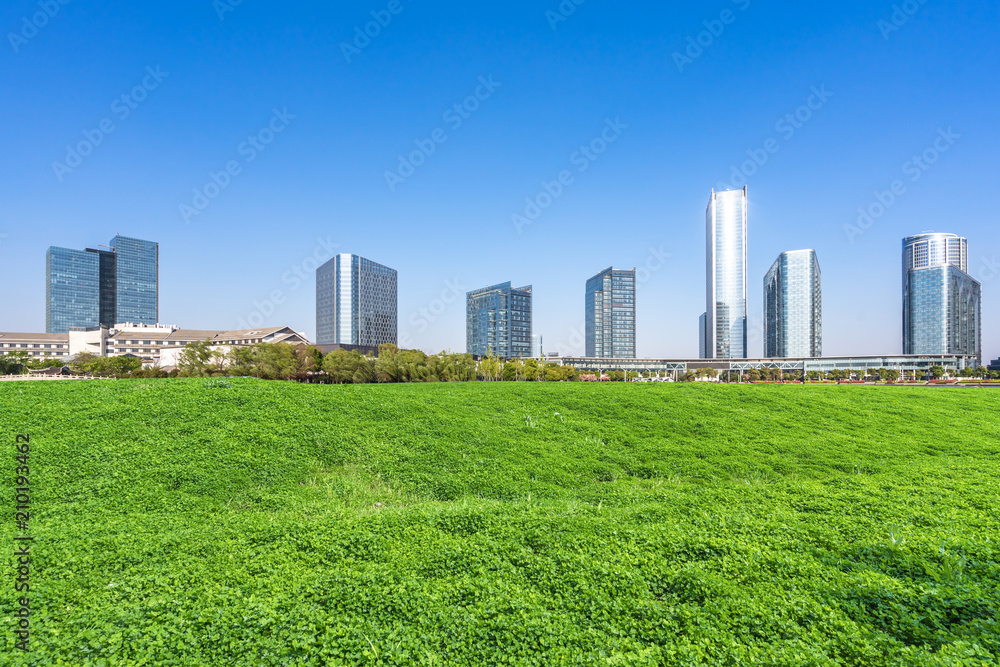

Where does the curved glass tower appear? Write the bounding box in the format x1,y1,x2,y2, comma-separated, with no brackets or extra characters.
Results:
902,233,980,364
703,187,748,359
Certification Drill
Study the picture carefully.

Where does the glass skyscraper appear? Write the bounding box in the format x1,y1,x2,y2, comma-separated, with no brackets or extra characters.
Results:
111,235,159,325
45,236,158,333
585,267,636,358
466,282,532,358
316,254,398,347
903,233,980,364
702,187,748,359
764,250,822,358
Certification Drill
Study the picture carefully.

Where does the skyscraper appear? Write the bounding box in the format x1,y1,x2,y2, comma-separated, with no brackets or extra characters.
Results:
466,282,532,358
45,236,158,333
316,254,398,347
764,250,822,358
111,235,159,325
902,233,980,364
585,267,636,358
703,187,748,359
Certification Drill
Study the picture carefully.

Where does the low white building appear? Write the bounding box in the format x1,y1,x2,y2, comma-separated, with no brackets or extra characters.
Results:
1,323,311,368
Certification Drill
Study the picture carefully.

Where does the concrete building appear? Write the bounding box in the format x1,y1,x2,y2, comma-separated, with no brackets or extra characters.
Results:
1,323,309,369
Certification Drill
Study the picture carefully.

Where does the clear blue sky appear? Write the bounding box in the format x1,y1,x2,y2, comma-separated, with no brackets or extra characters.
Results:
1,0,997,362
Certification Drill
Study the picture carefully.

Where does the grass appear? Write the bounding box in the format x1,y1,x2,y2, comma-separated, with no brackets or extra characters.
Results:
1,380,998,665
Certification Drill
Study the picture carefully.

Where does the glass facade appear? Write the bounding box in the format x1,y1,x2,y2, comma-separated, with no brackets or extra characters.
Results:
45,236,158,333
705,187,748,359
902,233,980,364
110,236,158,325
316,254,397,347
764,250,822,358
585,267,636,358
466,282,532,358
904,265,981,362
46,247,101,333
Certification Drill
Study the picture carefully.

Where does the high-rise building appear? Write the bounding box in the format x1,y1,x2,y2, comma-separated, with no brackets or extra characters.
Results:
466,282,532,358
111,235,159,326
45,236,158,334
585,267,636,359
704,187,748,359
764,250,822,358
903,233,981,365
316,254,398,347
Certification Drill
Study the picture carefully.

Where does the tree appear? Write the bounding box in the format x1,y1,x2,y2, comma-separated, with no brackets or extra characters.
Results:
0,352,29,375
746,369,762,383
929,366,947,380
178,341,225,377
478,350,503,382
322,348,366,384
806,370,821,382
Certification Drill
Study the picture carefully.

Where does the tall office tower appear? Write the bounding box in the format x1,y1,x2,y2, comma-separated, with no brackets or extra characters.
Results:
45,236,158,333
902,233,981,364
698,312,707,359
111,235,159,325
316,254,398,347
764,250,822,358
466,282,532,358
585,267,636,359
705,187,748,359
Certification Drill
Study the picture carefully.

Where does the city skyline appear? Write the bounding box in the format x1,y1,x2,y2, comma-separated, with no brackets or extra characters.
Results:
1,3,997,362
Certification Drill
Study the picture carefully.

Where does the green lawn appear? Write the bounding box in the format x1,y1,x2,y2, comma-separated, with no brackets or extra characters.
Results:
1,380,998,665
